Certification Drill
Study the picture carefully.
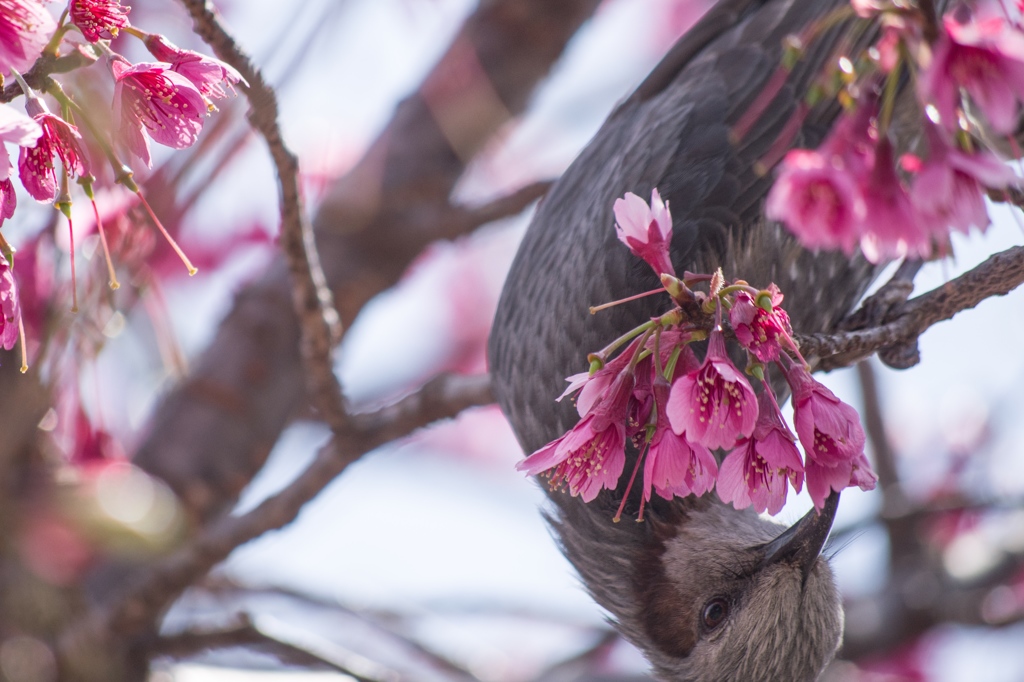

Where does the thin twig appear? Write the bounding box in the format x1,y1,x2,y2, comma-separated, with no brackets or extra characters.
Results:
442,180,554,238
177,0,347,429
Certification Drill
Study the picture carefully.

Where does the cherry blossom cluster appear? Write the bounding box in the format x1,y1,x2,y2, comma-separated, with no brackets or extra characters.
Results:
518,190,876,518
765,0,1023,263
0,0,243,370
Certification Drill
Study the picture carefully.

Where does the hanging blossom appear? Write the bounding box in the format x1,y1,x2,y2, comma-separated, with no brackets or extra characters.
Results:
667,328,758,451
768,94,934,263
517,366,633,502
643,373,718,502
144,33,246,102
918,8,1024,134
517,186,876,517
908,124,1021,240
18,95,88,202
0,0,56,76
69,0,130,43
765,103,873,256
0,256,21,352
717,391,805,515
781,357,875,509
110,58,207,168
613,188,675,277
0,103,41,180
858,137,931,263
0,179,14,228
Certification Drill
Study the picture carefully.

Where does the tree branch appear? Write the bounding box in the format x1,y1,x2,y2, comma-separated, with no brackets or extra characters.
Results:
799,244,1024,370
61,374,492,649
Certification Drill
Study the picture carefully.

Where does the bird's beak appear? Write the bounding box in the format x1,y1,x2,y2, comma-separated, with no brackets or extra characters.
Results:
759,491,840,581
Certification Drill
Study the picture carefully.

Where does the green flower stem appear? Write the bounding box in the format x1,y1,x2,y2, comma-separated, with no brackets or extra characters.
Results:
45,80,137,191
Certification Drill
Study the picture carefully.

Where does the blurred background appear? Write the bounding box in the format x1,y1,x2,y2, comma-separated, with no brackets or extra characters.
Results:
3,0,1024,680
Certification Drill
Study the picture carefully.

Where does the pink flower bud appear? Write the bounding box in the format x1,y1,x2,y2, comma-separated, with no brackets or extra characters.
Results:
613,188,675,277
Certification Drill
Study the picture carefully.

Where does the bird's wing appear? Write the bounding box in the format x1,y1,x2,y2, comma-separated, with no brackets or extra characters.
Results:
490,0,877,454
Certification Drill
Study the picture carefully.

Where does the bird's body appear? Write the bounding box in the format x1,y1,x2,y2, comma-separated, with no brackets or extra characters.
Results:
488,0,896,679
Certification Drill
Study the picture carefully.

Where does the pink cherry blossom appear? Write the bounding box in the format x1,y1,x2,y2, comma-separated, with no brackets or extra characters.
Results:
717,391,804,515
858,138,930,263
765,104,875,255
643,376,717,501
0,103,41,179
558,335,642,415
782,359,866,468
667,329,758,450
144,33,245,101
729,284,794,363
805,451,877,510
910,125,1020,239
518,368,633,502
0,0,56,76
0,178,15,225
18,97,87,202
919,11,1024,134
613,188,675,277
0,256,21,351
69,0,130,43
111,59,207,168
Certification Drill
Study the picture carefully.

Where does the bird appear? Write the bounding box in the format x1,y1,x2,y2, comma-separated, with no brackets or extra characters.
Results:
487,0,913,679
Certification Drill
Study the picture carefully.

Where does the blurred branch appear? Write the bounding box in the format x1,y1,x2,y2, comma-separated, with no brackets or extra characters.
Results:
154,620,381,682
177,0,347,429
799,244,1024,370
180,580,486,681
442,180,554,238
62,373,492,650
856,360,919,567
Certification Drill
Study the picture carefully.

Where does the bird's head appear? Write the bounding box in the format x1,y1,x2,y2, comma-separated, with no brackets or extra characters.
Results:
635,494,843,682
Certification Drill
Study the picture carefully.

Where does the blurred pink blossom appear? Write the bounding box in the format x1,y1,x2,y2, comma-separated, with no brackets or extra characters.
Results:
909,125,1019,239
0,256,22,351
919,10,1024,133
0,103,42,179
0,0,55,76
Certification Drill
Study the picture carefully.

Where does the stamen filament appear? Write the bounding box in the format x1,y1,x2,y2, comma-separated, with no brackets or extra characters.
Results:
91,198,120,290
17,316,27,373
135,191,198,276
590,287,665,314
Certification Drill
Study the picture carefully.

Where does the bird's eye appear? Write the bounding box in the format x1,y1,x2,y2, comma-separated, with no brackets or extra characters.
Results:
701,597,729,630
